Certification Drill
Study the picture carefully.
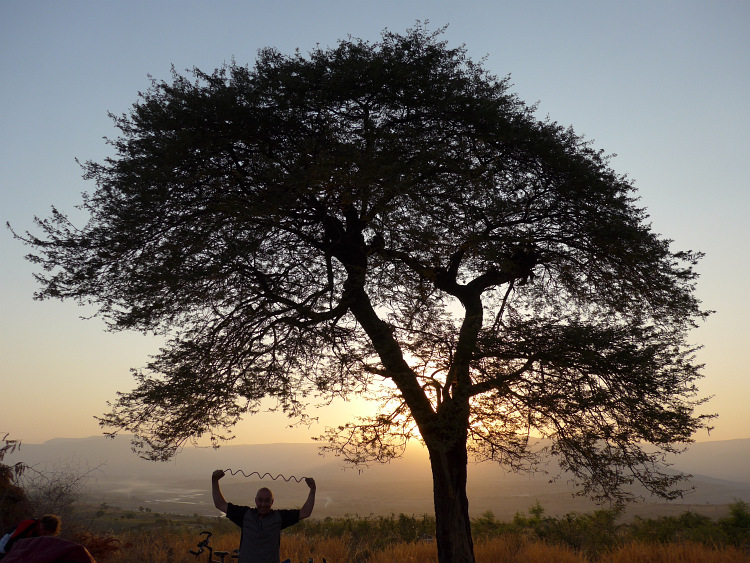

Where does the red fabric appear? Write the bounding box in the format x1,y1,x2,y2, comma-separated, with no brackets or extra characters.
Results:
2,536,97,563
7,518,40,541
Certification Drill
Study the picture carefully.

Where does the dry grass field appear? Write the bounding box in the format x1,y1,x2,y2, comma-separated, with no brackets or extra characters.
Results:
98,530,750,562
43,498,750,562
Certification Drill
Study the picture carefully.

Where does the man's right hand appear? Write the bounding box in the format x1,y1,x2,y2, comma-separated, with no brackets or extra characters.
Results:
211,470,229,513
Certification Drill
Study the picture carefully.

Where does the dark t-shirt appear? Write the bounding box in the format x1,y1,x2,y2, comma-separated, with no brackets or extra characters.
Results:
226,503,300,563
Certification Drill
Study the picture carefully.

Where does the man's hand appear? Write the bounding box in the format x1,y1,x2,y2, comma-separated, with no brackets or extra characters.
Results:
212,469,226,481
305,477,316,490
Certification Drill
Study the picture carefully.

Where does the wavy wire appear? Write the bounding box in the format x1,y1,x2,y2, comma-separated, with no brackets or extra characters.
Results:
223,469,308,483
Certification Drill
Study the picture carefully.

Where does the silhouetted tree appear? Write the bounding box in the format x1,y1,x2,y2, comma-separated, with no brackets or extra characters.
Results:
18,461,100,524
14,26,712,562
0,435,31,530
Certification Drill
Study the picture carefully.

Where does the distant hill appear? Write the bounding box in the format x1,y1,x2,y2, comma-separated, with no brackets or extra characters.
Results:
6,435,750,520
664,438,750,483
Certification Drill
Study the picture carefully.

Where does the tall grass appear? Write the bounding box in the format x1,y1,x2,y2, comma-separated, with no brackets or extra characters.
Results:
103,532,750,562
91,502,750,562
601,541,750,563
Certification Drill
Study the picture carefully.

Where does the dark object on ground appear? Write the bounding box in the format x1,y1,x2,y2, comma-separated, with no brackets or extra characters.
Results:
2,536,97,562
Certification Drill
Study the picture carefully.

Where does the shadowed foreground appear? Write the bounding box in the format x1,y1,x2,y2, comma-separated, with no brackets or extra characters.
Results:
104,532,750,563
77,504,750,563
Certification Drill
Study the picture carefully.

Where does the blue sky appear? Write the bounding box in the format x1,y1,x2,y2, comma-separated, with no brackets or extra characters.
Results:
1,0,748,445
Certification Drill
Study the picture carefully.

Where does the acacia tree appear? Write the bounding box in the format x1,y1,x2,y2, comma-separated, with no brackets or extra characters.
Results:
16,27,711,563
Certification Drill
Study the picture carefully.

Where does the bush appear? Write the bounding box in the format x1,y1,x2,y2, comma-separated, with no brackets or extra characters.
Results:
501,501,623,557
719,500,750,546
295,512,436,555
0,434,32,530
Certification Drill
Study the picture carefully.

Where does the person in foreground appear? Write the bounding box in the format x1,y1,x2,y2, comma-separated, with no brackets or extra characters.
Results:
212,469,316,563
0,514,61,558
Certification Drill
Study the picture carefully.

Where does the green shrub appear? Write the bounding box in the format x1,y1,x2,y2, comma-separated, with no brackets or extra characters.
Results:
718,499,750,546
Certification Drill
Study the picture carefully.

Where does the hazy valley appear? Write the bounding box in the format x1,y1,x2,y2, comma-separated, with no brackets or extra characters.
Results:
7,435,750,521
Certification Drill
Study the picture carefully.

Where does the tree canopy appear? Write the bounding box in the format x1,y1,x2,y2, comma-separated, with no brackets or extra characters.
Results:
17,25,712,562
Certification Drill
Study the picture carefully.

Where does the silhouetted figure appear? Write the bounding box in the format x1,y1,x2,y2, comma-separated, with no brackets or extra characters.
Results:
211,469,316,563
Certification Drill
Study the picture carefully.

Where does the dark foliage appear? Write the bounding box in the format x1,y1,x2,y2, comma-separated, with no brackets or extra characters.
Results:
13,24,712,562
0,435,32,531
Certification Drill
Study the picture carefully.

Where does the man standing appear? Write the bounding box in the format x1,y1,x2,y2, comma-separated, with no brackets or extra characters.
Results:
211,469,316,563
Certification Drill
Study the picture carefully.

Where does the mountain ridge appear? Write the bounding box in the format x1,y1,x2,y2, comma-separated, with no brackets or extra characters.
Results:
5,435,750,519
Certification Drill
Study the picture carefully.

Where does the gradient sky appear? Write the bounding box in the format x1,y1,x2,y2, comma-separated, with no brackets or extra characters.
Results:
1,1,748,447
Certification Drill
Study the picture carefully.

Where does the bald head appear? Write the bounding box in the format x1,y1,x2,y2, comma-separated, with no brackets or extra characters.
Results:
254,487,274,515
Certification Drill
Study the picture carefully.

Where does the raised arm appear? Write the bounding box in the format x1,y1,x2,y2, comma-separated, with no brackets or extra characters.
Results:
211,469,229,513
299,477,316,520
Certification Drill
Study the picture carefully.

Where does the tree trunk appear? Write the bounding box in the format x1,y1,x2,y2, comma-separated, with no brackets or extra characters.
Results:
428,437,475,563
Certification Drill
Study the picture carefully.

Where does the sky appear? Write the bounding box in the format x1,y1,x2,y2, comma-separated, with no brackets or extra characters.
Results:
1,1,748,449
